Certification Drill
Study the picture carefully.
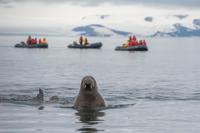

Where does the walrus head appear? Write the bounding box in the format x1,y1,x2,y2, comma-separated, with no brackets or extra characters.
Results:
80,76,98,96
73,76,106,109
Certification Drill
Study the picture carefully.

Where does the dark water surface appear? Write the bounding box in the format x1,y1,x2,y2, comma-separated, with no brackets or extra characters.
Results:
0,36,200,133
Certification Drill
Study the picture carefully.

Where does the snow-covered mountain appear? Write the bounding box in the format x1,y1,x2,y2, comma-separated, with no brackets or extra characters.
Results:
70,14,200,37
193,19,200,28
3,13,198,38
72,24,131,37
152,23,200,37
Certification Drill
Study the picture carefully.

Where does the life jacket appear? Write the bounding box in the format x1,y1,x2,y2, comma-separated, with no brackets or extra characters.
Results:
132,36,136,41
129,41,132,47
129,36,132,42
139,40,143,45
85,38,88,45
35,38,37,44
31,39,35,45
79,36,83,45
131,41,135,46
136,41,139,46
128,42,131,47
125,43,128,48
128,40,132,47
43,38,47,44
124,40,129,48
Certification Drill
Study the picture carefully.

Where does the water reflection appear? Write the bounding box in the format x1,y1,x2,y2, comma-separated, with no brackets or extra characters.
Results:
75,109,105,132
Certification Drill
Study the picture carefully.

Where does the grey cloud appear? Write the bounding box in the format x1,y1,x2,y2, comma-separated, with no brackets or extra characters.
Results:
0,0,200,8
0,0,13,4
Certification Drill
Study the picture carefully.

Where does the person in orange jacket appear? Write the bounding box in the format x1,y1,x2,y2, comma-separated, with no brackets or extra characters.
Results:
84,37,89,45
79,36,83,45
43,38,47,44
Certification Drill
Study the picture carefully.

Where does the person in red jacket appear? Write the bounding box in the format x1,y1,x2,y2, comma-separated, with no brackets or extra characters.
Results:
139,40,143,45
143,40,147,45
31,39,35,45
129,36,132,41
136,41,139,46
128,41,131,47
35,38,37,44
39,38,42,44
132,36,136,41
127,36,132,47
133,41,137,46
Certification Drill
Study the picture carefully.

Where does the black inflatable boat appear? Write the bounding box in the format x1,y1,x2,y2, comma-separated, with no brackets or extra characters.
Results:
15,42,48,48
115,45,148,51
68,42,102,49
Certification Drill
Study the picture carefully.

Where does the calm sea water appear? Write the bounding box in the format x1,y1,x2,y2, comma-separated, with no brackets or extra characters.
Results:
0,36,200,133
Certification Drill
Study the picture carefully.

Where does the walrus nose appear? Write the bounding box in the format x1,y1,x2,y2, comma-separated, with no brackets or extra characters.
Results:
84,83,92,91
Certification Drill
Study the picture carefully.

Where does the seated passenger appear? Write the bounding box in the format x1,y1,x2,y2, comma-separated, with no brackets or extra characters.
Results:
139,40,143,45
143,40,147,45
79,36,83,45
26,35,32,45
132,41,137,46
128,36,134,47
128,41,131,47
82,36,85,45
31,39,35,45
124,40,129,48
43,38,47,44
132,36,136,41
129,36,132,41
39,38,42,44
35,38,37,44
84,37,89,45
135,41,139,46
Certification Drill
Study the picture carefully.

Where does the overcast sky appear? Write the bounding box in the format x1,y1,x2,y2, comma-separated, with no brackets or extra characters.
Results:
0,0,199,32
1,0,200,8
